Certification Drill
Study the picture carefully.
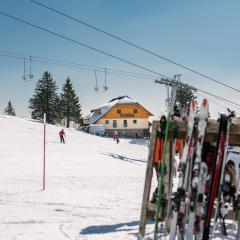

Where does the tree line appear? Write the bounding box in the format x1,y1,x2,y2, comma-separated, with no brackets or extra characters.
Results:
3,70,196,124
4,71,82,128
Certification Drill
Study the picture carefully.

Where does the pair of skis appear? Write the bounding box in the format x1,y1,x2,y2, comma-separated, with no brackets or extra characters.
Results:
169,99,197,240
153,84,177,240
207,111,235,240
202,114,229,240
186,99,209,240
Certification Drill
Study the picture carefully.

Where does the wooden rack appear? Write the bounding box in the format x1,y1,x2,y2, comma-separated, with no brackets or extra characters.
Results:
138,117,240,239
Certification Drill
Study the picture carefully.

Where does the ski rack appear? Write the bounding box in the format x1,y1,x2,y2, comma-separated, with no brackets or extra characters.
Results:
138,117,240,239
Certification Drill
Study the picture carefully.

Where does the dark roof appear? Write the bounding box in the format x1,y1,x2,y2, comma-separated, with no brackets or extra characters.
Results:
108,95,132,103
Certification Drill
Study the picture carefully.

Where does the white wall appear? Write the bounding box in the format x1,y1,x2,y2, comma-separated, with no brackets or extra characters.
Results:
97,118,149,129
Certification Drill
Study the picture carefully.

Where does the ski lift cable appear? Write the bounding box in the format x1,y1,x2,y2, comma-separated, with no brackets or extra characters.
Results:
0,54,239,110
0,50,162,79
0,12,240,108
30,0,240,94
0,10,169,80
0,52,164,81
0,52,239,110
197,92,240,116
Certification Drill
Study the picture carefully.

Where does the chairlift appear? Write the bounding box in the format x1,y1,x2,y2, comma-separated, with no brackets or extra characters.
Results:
94,70,99,92
28,56,34,79
103,68,108,91
22,58,27,80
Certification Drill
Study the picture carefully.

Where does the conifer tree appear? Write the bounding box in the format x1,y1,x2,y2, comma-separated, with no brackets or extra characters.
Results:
60,77,82,128
29,71,59,124
176,85,196,106
176,85,198,115
4,100,16,116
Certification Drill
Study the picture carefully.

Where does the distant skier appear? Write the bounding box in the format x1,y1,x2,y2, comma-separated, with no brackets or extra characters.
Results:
113,131,116,141
116,134,120,144
113,130,120,144
59,129,66,144
116,131,120,144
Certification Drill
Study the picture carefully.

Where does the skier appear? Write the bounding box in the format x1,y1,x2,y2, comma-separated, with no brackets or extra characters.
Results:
116,131,120,144
113,130,119,144
113,131,116,141
59,129,66,144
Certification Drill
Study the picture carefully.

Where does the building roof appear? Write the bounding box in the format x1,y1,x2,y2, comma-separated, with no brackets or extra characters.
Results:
88,95,153,124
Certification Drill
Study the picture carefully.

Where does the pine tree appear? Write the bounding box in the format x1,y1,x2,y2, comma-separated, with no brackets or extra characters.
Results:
176,85,196,106
55,95,63,123
60,77,82,128
4,100,16,116
176,85,198,115
29,71,59,124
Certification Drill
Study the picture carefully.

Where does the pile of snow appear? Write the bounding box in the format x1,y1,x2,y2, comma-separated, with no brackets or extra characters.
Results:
0,115,149,240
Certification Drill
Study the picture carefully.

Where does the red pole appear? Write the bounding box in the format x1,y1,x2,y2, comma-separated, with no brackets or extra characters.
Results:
42,113,46,190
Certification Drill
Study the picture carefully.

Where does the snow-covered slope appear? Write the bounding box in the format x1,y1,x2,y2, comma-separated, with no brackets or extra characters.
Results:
0,115,232,240
0,115,149,240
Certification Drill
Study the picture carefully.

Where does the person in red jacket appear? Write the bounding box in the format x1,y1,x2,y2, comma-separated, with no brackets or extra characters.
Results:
59,129,66,144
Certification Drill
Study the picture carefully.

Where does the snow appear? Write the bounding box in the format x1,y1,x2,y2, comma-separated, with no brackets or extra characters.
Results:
0,115,237,239
0,115,148,240
89,102,115,124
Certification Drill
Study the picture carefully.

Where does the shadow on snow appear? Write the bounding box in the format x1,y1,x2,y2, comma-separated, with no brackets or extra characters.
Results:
128,138,149,146
101,152,146,164
80,220,139,235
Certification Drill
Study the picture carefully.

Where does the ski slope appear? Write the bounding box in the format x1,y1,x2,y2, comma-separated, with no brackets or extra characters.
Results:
0,115,149,240
0,115,236,239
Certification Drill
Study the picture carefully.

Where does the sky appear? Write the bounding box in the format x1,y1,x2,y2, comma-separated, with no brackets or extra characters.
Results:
0,0,240,119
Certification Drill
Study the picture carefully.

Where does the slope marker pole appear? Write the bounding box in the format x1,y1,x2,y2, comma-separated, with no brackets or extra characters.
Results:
42,113,46,190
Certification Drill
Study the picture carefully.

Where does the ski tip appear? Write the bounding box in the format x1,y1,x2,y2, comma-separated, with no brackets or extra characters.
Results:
202,98,208,107
191,99,196,109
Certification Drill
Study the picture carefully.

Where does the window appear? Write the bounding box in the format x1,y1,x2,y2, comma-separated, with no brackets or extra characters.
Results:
123,120,128,128
113,120,117,128
133,109,138,113
133,120,137,124
105,120,109,124
117,109,121,114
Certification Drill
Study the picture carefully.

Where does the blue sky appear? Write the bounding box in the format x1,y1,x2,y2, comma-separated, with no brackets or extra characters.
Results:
0,0,240,119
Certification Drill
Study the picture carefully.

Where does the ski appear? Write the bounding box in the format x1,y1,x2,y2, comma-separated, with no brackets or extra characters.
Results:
202,113,229,240
169,99,197,240
186,98,209,240
194,162,208,240
210,111,234,239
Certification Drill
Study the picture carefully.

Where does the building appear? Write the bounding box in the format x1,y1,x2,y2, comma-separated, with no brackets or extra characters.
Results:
87,96,153,138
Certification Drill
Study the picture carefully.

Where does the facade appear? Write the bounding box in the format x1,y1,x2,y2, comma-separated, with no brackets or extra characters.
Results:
61,118,80,129
88,96,153,138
